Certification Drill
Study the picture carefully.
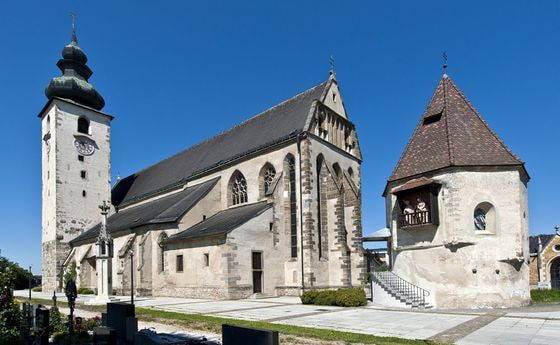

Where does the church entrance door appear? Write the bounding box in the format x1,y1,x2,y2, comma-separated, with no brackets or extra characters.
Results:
551,258,560,289
252,251,263,294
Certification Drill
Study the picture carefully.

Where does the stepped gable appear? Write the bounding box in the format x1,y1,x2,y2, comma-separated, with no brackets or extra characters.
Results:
389,76,524,183
112,80,331,207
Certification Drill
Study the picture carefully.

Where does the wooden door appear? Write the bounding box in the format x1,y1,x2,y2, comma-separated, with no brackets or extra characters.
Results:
252,252,263,293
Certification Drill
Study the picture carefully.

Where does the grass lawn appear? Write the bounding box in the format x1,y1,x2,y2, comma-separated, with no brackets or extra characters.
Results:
19,297,448,345
531,289,560,303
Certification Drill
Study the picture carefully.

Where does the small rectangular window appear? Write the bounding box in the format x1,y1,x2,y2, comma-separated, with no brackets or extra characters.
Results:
78,155,84,162
80,170,87,179
82,190,87,197
204,253,209,267
176,255,184,272
269,222,273,231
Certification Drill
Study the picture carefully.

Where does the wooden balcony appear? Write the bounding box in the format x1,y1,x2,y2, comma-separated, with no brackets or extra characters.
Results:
398,210,432,228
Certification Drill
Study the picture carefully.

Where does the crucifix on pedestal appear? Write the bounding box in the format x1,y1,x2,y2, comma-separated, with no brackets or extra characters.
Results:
87,201,115,305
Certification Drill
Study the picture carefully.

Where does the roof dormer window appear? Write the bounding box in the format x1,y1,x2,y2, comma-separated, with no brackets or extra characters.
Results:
422,112,442,126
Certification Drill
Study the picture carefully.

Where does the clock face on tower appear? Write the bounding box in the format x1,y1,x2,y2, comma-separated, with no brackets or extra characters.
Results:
74,136,96,156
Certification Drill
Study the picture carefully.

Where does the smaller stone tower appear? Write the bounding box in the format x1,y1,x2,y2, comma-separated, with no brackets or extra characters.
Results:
382,73,530,308
40,22,113,292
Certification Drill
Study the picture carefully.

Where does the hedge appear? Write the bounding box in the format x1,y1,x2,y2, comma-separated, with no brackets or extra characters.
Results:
77,288,94,295
531,288,560,303
301,288,367,307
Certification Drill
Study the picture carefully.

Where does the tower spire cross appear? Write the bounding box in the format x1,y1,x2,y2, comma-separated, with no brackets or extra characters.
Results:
329,55,336,79
442,51,448,76
69,11,77,43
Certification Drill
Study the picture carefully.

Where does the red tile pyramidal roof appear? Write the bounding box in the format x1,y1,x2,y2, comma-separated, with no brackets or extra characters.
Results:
389,75,525,182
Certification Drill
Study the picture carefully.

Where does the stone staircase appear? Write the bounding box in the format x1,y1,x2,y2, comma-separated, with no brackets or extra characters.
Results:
372,271,432,309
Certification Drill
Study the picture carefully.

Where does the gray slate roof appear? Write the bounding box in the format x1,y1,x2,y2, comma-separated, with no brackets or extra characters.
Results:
165,201,272,243
529,234,556,255
112,80,331,207
70,178,219,246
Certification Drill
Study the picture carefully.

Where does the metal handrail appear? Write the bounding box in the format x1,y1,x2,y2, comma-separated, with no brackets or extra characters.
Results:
372,270,430,307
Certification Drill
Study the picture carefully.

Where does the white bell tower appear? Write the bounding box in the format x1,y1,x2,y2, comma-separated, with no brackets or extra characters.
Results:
41,21,113,292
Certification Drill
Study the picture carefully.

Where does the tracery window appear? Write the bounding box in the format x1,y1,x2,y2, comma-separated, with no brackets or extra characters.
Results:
231,171,248,205
263,165,276,194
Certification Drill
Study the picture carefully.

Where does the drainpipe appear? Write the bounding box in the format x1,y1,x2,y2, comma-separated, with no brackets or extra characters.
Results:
297,133,305,292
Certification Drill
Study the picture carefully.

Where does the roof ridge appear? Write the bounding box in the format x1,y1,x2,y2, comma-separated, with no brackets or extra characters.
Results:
443,77,454,166
445,77,523,164
120,80,330,179
388,78,446,180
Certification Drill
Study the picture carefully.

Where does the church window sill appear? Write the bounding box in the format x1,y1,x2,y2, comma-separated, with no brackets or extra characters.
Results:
474,230,495,236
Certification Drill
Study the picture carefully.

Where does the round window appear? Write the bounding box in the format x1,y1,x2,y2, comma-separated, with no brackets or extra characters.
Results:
554,244,560,252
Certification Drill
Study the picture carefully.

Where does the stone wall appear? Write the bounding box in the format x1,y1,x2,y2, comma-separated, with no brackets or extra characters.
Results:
41,99,112,292
67,134,365,298
387,168,530,308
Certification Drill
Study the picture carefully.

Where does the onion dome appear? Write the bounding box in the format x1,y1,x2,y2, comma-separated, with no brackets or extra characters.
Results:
45,26,105,110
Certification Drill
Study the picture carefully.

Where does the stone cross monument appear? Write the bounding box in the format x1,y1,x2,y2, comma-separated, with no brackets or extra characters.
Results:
87,201,114,305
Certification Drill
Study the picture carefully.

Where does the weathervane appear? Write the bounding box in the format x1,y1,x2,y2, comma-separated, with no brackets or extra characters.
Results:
69,11,77,43
329,55,335,77
442,51,448,76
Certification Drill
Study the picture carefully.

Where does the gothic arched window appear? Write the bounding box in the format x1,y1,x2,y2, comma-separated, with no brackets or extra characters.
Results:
230,171,248,206
260,163,276,196
285,155,297,258
77,117,89,134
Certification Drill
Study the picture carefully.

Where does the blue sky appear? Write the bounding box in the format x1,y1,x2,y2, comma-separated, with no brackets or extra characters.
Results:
0,1,558,273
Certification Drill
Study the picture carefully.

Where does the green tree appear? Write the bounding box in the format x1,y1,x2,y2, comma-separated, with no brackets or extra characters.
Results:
63,261,77,286
0,256,32,290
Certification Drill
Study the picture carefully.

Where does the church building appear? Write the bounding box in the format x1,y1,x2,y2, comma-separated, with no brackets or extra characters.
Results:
40,29,366,298
375,72,531,309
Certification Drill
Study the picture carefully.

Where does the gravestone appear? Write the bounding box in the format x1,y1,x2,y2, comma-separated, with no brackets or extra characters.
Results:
106,302,136,344
93,327,117,345
35,306,50,345
222,324,279,345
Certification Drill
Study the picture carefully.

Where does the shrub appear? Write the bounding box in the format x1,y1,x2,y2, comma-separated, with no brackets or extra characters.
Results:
300,290,320,305
49,307,67,334
0,292,24,345
531,288,560,303
315,290,338,306
82,316,102,332
77,287,94,295
31,286,42,292
335,287,367,307
301,288,367,307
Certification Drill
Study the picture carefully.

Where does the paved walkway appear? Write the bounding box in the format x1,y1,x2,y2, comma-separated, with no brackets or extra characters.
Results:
16,290,560,344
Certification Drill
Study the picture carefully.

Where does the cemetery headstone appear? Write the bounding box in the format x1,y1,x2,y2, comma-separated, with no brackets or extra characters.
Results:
222,324,279,345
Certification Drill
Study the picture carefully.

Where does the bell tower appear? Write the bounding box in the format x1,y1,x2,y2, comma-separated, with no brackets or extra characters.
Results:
40,20,113,292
